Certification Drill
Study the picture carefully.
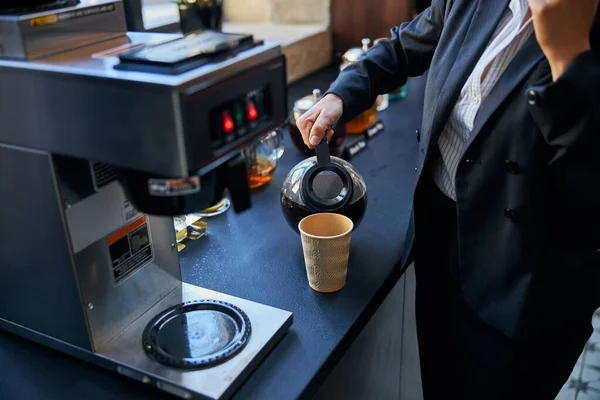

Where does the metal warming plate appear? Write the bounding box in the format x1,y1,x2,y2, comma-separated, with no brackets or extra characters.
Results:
99,283,292,400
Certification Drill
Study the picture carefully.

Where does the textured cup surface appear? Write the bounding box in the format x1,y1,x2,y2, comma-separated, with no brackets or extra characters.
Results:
298,213,353,293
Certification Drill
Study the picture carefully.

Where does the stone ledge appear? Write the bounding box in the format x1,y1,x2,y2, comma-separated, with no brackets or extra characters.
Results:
222,22,332,83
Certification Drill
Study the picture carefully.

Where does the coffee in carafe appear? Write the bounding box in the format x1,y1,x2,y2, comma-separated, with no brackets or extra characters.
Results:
280,140,367,233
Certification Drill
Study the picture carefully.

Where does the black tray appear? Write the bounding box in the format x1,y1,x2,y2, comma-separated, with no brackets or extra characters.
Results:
115,31,261,75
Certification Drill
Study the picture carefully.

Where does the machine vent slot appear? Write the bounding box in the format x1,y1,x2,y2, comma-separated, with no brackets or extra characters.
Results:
91,162,117,190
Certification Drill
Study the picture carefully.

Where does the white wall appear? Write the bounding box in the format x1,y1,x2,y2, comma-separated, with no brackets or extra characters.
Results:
223,0,331,24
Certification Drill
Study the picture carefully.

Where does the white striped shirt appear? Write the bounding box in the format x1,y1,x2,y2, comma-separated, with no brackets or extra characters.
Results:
432,0,534,200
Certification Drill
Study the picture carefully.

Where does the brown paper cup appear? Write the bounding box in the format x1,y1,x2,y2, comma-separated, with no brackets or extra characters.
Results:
298,213,353,293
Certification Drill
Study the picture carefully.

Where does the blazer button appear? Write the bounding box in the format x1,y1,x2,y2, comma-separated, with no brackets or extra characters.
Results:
504,207,516,221
504,160,519,174
416,129,421,143
527,90,538,105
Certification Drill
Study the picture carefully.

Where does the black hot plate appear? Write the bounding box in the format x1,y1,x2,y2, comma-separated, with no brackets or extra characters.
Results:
142,300,251,369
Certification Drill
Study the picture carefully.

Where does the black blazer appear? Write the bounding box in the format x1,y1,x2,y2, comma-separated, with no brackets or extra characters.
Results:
328,0,600,338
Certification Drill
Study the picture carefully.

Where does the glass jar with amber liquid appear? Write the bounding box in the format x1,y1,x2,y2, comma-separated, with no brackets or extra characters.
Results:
340,38,380,135
241,130,283,189
345,102,378,134
246,155,276,189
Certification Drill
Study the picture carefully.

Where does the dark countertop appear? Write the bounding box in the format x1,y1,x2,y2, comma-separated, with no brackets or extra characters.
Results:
0,67,424,400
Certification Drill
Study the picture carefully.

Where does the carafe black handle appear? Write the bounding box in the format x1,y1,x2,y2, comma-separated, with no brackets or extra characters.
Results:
315,136,331,167
301,136,354,212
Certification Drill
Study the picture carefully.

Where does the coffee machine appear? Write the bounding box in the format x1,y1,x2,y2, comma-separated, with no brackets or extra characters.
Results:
0,1,292,399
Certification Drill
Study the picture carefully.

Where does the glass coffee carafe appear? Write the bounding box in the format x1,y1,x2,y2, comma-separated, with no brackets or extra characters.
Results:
281,139,368,233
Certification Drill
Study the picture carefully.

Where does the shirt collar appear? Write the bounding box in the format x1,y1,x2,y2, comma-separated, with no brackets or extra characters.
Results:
509,0,529,18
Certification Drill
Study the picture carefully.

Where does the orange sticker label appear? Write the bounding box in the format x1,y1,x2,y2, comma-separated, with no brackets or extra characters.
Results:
107,215,147,246
107,216,153,285
29,14,58,27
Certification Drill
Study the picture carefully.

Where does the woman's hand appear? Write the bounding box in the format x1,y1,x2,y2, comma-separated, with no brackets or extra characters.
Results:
297,93,344,149
529,0,599,81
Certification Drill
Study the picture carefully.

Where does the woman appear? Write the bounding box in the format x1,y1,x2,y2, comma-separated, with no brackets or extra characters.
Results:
298,1,600,398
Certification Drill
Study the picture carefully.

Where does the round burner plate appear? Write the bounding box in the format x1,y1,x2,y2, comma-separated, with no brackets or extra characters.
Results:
142,300,251,369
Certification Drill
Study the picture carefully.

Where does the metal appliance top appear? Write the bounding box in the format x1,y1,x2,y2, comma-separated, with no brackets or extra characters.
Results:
0,31,282,89
0,0,81,17
0,0,126,61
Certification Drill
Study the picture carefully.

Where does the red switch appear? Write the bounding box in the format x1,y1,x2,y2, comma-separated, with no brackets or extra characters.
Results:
247,100,258,121
222,111,235,134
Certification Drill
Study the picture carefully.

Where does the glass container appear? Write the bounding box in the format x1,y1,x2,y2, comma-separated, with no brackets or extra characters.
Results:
241,131,281,189
340,38,380,134
281,141,367,233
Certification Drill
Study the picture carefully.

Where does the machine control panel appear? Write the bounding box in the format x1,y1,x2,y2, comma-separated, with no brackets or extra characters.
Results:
211,86,271,147
183,55,287,174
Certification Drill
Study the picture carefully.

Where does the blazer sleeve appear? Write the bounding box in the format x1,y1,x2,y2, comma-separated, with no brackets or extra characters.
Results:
326,0,448,125
527,45,600,240
527,50,600,160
